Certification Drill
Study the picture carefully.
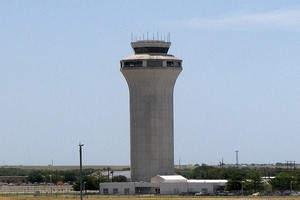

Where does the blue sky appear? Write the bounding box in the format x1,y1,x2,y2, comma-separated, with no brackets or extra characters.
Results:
1,1,300,166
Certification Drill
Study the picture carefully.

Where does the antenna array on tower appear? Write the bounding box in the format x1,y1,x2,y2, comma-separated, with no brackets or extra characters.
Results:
131,32,171,42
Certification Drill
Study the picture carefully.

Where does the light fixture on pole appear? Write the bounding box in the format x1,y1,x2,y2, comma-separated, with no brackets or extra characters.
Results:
290,181,293,194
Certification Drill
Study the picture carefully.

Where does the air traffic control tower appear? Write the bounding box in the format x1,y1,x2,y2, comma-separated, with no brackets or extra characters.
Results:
120,39,182,182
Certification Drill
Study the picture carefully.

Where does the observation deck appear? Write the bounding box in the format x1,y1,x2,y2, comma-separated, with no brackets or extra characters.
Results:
121,40,182,69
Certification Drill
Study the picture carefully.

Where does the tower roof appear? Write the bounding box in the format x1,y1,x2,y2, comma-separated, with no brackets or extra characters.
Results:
131,40,171,54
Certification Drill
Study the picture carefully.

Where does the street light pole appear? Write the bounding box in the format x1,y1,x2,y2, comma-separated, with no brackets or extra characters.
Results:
49,174,52,195
110,170,114,181
79,143,84,200
83,182,87,196
241,181,244,196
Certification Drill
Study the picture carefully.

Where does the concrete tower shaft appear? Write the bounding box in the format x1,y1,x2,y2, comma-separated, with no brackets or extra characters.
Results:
121,40,182,182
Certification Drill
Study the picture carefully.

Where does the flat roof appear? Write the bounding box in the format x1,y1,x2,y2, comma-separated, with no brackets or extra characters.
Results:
121,54,181,61
159,175,187,181
188,179,228,183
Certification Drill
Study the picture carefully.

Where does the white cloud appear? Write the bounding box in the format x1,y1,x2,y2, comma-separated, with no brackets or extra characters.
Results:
181,7,300,31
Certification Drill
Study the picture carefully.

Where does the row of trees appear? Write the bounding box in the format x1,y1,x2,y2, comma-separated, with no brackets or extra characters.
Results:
0,167,127,190
0,167,94,183
176,165,300,193
72,174,127,191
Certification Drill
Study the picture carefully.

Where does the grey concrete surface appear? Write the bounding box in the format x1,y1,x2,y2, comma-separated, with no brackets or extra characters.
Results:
121,40,182,182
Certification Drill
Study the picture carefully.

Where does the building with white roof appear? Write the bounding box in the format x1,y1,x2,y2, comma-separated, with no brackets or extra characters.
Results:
99,175,227,195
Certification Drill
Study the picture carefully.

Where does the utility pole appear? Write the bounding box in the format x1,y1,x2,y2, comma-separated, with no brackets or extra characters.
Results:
79,143,84,200
235,151,239,168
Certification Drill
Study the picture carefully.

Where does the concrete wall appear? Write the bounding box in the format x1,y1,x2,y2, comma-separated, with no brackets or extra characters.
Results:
159,182,225,195
159,182,188,195
0,185,72,194
187,182,214,194
121,67,181,182
99,182,152,195
99,182,135,195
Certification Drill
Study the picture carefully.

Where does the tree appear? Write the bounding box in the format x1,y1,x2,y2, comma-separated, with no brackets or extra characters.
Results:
245,171,264,192
63,171,77,183
73,176,97,191
103,167,111,180
28,171,44,183
112,175,127,182
226,169,247,191
192,166,223,179
270,172,293,193
175,169,193,179
73,175,109,191
292,169,300,190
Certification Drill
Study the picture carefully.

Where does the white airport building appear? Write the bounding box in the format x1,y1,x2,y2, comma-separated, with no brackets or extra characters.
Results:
99,175,227,195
